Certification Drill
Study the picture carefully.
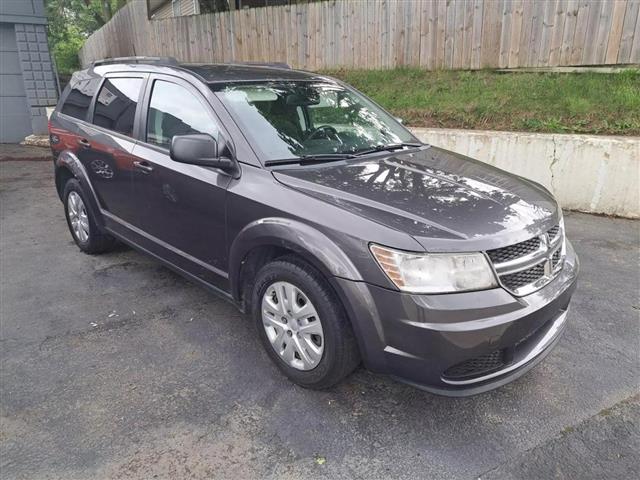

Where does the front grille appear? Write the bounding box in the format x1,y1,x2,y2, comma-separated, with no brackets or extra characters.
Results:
487,237,540,264
501,261,546,290
443,350,506,380
488,224,564,296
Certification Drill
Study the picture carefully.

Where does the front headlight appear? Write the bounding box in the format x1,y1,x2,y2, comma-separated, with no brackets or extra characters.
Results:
370,244,498,294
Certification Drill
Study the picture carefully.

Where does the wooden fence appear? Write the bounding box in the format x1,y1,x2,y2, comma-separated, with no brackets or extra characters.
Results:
80,0,640,70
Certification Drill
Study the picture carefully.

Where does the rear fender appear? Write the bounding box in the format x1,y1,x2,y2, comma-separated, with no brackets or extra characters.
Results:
55,151,105,230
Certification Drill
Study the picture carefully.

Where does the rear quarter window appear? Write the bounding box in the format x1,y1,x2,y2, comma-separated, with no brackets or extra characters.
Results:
60,78,101,121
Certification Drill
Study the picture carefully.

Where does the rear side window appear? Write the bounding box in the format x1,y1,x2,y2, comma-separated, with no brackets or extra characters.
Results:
93,78,143,137
146,80,219,148
60,78,100,121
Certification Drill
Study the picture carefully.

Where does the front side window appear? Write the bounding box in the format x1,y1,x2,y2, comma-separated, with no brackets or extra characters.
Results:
93,78,143,137
146,80,219,148
214,81,416,162
60,78,101,121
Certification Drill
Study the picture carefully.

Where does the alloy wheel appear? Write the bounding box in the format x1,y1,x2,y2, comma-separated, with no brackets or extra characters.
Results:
261,281,324,371
67,191,90,243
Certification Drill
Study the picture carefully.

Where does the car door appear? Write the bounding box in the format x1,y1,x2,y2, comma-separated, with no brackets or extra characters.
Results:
129,75,233,290
76,74,145,225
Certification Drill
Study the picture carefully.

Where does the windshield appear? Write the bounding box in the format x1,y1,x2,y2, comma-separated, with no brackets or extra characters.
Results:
213,81,418,162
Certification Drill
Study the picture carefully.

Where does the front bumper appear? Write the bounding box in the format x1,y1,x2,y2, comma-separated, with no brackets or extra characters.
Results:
330,240,579,396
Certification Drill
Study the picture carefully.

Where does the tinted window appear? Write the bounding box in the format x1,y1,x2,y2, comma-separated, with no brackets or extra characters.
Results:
146,80,218,148
93,78,143,137
60,78,100,121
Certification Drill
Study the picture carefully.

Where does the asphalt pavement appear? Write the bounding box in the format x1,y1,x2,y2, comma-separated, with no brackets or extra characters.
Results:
1,159,638,480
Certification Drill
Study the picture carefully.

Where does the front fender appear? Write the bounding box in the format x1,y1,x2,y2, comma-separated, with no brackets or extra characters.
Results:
228,217,363,301
56,151,105,230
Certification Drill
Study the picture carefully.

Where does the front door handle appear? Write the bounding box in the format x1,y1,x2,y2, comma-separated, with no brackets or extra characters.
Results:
133,161,154,173
77,138,91,148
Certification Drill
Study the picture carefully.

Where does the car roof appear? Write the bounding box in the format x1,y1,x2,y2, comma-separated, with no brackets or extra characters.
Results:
83,61,328,85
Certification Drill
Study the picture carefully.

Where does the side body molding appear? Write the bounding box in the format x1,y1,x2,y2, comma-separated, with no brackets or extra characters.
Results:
228,217,364,301
55,151,106,229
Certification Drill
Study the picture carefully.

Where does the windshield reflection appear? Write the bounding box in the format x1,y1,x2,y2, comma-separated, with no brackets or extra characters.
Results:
214,82,417,161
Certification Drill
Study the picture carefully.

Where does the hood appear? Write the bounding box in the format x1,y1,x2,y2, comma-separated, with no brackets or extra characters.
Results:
272,146,560,252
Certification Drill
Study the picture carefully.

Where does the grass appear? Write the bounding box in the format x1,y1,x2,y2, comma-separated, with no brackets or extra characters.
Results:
322,68,640,136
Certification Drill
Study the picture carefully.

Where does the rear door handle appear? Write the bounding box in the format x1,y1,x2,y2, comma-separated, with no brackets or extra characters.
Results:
133,161,154,173
77,138,91,148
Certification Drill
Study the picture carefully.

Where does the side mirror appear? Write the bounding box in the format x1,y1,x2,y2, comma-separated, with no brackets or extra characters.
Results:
170,134,238,175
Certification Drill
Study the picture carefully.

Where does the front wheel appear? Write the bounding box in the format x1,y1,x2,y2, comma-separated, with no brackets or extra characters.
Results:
252,256,360,389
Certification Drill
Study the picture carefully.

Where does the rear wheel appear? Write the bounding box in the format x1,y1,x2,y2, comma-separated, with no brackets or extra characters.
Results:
252,256,360,389
63,178,116,254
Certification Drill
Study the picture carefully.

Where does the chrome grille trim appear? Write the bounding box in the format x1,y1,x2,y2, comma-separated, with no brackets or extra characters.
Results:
488,223,566,296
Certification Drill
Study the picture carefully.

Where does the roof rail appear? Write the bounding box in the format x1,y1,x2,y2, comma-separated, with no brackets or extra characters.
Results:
91,56,179,67
234,61,291,69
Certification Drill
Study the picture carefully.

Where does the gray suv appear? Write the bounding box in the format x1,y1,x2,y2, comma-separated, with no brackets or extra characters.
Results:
50,58,578,396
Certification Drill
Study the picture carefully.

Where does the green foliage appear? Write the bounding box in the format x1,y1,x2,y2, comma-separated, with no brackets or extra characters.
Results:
50,25,85,74
324,68,640,136
45,0,129,74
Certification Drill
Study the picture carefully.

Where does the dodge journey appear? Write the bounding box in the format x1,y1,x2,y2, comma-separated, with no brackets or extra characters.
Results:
49,58,578,396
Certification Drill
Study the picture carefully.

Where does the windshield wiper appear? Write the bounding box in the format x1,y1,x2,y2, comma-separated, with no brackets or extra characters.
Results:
264,153,356,167
352,142,423,157
264,144,422,166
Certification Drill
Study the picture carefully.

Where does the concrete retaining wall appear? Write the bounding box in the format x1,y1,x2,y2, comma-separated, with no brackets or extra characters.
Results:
410,128,639,219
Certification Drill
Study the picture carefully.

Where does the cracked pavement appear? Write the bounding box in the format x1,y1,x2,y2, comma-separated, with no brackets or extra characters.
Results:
1,160,639,479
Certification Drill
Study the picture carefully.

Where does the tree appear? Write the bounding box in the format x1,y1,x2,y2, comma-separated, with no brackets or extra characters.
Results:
91,0,129,25
45,0,130,74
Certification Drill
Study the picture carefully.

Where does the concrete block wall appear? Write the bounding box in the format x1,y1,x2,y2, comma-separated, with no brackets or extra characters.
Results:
411,128,640,219
15,23,57,135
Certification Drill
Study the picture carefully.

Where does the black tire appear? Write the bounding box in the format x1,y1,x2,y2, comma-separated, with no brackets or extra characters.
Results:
62,178,116,254
252,255,360,389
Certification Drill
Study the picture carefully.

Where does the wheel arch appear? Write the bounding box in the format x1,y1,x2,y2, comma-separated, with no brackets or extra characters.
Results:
229,218,363,309
55,151,106,230
55,164,74,200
